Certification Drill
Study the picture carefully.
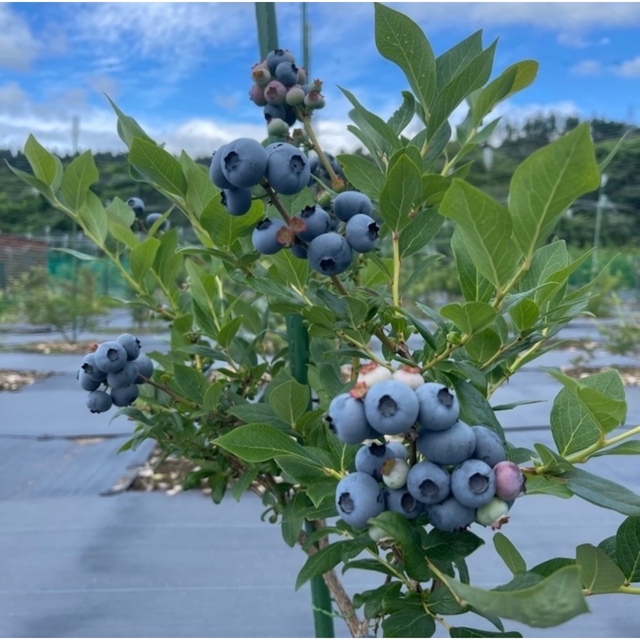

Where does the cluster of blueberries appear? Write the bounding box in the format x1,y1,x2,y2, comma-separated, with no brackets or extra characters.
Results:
78,334,154,414
126,197,170,231
209,137,380,277
328,364,526,533
249,48,325,134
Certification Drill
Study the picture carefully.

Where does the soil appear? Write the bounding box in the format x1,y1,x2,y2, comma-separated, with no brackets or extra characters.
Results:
129,447,202,496
560,364,640,386
0,340,99,355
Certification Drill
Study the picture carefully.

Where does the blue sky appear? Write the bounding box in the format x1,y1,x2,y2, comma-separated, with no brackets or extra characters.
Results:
1,2,640,158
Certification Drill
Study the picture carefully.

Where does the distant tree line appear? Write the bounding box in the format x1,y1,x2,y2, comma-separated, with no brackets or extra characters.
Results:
1,115,638,248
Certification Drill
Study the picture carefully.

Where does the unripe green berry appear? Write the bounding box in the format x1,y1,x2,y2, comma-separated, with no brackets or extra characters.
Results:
267,118,289,137
476,497,510,529
381,457,410,490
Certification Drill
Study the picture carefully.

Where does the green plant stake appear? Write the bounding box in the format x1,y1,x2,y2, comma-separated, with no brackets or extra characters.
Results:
256,3,335,636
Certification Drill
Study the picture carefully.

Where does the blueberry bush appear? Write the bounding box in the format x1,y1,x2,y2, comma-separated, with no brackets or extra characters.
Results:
8,4,640,637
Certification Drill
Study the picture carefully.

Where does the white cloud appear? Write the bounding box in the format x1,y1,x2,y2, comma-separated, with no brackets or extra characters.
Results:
614,56,640,78
0,5,40,71
571,60,603,76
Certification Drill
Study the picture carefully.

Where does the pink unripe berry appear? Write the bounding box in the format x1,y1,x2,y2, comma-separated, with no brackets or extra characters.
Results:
249,84,267,106
493,461,526,501
264,80,287,105
392,366,424,390
357,363,392,388
286,85,306,106
297,67,308,85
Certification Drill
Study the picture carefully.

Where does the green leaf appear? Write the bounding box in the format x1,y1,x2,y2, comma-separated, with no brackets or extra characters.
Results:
339,86,402,153
509,298,540,332
592,441,640,457
563,467,640,516
599,131,631,173
5,162,53,196
435,31,483,91
295,541,350,590
269,378,310,426
379,154,423,232
523,474,573,499
24,134,62,189
576,543,626,594
399,210,443,258
173,364,210,404
530,557,576,578
451,379,504,439
439,179,517,288
217,316,243,349
425,528,484,561
472,61,538,127
382,607,436,638
77,191,109,245
270,249,309,292
615,516,640,583
401,255,442,295
429,41,497,139
179,151,218,218
107,96,155,150
388,90,416,134
129,137,187,196
214,423,306,462
440,302,497,334
336,154,385,201
493,533,526,576
129,236,160,281
547,369,627,456
509,123,600,259
450,629,523,638
452,228,494,303
369,511,431,581
441,566,588,628
230,467,258,501
374,3,436,116
281,493,306,548
423,121,451,170
60,150,99,210
200,198,264,249
227,404,290,431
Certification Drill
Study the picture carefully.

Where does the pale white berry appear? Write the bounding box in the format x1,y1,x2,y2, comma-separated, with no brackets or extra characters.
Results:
392,365,424,390
357,362,392,388
381,457,410,489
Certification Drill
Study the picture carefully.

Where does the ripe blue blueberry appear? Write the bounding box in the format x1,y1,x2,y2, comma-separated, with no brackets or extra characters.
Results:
265,144,310,195
221,138,268,189
117,334,141,361
134,354,154,384
415,383,460,431
326,393,371,445
146,213,169,231
221,186,253,216
275,61,299,87
333,191,373,222
81,353,107,382
263,104,287,123
283,105,297,127
209,146,233,189
294,205,331,242
252,218,288,255
94,341,128,374
107,361,139,390
406,460,451,505
417,420,476,466
472,426,506,467
451,459,496,508
363,379,419,436
335,472,385,529
355,441,407,481
426,497,475,533
307,232,353,276
266,49,295,73
78,370,101,392
126,197,144,216
110,383,140,408
386,489,424,520
345,214,380,253
86,390,113,414
290,237,308,260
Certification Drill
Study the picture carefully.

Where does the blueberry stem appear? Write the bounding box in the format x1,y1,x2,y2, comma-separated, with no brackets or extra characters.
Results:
299,112,341,188
262,184,292,224
392,231,401,309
